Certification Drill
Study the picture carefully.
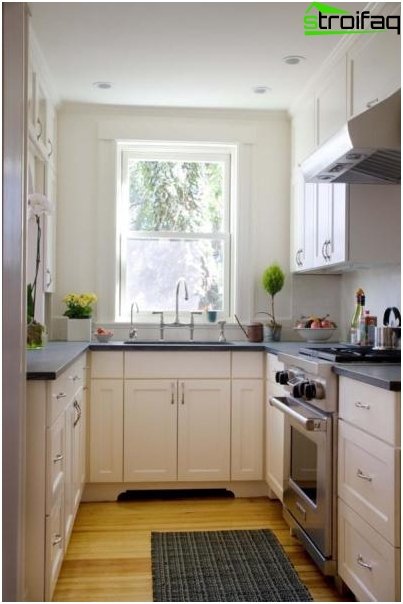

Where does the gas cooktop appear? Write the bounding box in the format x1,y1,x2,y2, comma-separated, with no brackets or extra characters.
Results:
299,345,401,363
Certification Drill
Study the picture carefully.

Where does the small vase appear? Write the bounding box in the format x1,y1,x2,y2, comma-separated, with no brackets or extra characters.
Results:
27,321,46,349
264,324,282,342
66,318,92,342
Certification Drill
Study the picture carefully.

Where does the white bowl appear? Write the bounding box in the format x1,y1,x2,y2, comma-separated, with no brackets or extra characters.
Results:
294,328,336,342
94,333,113,343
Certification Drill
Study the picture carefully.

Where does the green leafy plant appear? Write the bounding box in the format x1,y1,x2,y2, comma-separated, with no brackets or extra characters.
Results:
261,263,285,327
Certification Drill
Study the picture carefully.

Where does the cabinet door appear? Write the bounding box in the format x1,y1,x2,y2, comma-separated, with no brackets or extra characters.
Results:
89,379,123,482
315,56,347,147
314,183,347,268
124,380,177,482
72,387,85,514
291,170,315,272
63,399,74,547
231,380,263,480
178,380,230,481
327,184,347,265
292,95,316,167
348,9,401,118
265,383,285,501
43,163,56,293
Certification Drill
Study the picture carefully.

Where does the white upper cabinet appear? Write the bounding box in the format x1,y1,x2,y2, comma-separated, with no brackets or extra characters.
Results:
290,169,315,272
315,56,347,147
313,183,347,268
292,95,316,168
347,5,401,118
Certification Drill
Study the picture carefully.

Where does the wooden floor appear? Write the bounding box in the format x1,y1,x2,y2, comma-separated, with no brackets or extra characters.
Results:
53,496,353,602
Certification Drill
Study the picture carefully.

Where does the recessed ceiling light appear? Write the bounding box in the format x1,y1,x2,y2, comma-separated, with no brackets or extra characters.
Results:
283,55,306,65
93,81,112,90
253,86,271,95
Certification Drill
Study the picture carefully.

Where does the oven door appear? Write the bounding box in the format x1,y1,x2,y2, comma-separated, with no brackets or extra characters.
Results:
270,396,333,558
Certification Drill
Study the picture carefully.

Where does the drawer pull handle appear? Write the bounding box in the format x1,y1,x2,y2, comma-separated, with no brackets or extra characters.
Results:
52,534,63,546
357,468,372,482
181,382,185,405
73,400,82,427
355,401,370,410
56,392,67,400
53,453,63,464
366,98,378,109
171,382,175,405
357,554,372,570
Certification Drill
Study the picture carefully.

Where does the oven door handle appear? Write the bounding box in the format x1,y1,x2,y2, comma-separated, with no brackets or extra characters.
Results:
269,396,327,432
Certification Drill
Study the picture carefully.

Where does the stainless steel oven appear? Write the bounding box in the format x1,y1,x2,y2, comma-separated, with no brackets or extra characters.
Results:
270,354,338,575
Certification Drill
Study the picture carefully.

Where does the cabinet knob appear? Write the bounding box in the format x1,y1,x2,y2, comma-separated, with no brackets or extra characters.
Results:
55,392,67,400
53,453,63,464
355,400,370,410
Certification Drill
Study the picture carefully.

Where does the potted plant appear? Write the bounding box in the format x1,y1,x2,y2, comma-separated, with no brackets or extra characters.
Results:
26,193,52,349
63,293,97,341
261,263,285,341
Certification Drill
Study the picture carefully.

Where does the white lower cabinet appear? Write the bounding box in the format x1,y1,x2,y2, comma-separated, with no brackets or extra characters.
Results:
25,352,87,602
89,379,123,482
89,351,264,488
337,376,401,602
124,380,177,482
231,380,263,480
265,354,286,500
123,379,231,482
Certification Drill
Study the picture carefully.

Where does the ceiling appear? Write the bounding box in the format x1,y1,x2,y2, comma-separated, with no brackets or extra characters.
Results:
29,2,366,110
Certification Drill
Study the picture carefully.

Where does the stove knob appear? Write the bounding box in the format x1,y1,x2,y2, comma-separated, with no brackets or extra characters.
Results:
293,381,308,398
275,370,289,385
304,383,316,401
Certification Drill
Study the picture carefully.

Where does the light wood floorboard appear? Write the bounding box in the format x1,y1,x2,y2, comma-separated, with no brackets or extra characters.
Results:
53,496,353,602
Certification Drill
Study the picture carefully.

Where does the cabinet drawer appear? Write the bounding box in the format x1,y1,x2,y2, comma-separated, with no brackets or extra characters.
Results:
338,420,400,546
45,485,65,602
48,353,87,424
125,351,231,378
339,376,400,445
46,413,65,514
338,499,400,603
232,352,263,378
91,351,124,379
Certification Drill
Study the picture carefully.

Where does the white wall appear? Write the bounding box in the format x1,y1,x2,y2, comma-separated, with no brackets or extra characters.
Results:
54,103,297,328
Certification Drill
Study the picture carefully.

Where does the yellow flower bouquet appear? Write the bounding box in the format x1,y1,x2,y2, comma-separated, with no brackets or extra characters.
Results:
63,293,97,319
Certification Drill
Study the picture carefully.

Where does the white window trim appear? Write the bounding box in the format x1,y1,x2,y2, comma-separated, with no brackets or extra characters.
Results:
115,141,238,322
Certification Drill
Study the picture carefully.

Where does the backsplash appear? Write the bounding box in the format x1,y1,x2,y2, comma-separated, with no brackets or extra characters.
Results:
340,266,401,341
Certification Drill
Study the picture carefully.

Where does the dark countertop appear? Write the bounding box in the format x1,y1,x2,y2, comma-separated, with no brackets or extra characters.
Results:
26,340,401,391
27,341,89,380
332,364,401,392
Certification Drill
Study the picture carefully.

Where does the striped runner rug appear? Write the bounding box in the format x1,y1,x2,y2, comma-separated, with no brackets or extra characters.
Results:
151,529,313,602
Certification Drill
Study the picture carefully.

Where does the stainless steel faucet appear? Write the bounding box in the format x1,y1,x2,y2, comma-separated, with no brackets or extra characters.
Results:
128,300,139,340
174,278,189,325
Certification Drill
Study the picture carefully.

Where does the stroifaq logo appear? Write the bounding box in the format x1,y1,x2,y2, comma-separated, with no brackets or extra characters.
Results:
304,2,400,36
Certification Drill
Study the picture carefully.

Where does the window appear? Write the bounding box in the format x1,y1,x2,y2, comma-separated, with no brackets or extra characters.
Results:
116,142,236,320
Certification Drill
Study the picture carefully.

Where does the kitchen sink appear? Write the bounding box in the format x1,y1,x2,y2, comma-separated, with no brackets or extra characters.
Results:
123,340,231,345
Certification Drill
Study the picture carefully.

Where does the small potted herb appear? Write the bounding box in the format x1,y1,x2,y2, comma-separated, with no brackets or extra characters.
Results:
260,263,285,341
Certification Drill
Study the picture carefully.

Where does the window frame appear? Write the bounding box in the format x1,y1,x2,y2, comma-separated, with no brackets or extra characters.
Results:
115,141,237,322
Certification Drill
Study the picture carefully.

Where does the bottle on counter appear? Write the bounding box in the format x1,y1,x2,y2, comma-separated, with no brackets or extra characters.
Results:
350,288,365,345
358,295,367,345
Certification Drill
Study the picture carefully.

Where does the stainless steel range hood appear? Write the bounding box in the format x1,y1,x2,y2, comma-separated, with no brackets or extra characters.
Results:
301,90,401,184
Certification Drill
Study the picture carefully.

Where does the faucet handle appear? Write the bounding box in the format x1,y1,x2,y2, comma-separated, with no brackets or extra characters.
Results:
190,311,202,324
218,320,226,343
